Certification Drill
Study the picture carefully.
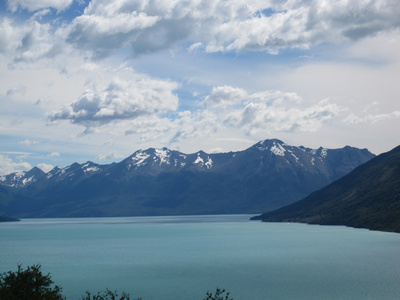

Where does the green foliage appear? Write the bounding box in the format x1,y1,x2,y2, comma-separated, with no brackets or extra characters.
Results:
203,287,233,300
81,288,141,300
0,264,64,300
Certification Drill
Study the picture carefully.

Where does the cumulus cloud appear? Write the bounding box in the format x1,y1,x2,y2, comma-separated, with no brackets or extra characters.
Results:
0,18,17,54
202,85,341,135
169,110,219,144
66,10,160,59
228,100,341,135
204,86,247,108
120,109,219,146
48,77,179,129
3,1,400,62
124,115,173,136
37,162,54,173
203,86,303,111
0,154,32,175
122,85,342,146
7,0,73,12
0,16,64,64
61,0,400,59
95,84,343,145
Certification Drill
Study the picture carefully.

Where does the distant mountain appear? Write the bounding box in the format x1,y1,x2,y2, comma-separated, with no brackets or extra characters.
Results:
0,139,375,218
0,166,46,188
252,145,400,233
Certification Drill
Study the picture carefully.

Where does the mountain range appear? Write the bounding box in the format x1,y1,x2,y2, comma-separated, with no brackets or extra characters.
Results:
0,139,375,218
252,145,400,233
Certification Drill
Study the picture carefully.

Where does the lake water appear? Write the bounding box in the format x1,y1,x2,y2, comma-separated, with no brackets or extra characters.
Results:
1,215,400,300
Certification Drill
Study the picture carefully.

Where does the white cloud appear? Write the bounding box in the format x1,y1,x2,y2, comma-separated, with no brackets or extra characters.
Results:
202,86,342,136
0,16,65,65
119,109,220,147
96,151,124,161
7,0,73,12
0,154,32,175
48,76,179,129
0,18,23,54
36,162,53,173
2,1,400,64
48,152,60,157
60,0,400,58
18,139,40,146
344,111,400,125
67,10,160,59
6,85,27,97
225,100,341,135
204,85,247,108
169,110,219,144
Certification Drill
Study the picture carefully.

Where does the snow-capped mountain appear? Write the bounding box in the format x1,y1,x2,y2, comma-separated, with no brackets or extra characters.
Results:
0,139,375,218
1,161,106,188
0,166,46,188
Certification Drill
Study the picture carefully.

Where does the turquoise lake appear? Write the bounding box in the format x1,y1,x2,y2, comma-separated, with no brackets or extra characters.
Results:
1,215,400,299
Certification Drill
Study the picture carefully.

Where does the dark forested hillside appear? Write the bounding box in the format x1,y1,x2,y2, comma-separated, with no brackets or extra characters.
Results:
252,145,400,233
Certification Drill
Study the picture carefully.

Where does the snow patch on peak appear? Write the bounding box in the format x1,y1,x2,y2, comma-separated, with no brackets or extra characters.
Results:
194,154,204,165
290,152,299,162
194,154,213,169
270,142,286,156
46,166,61,178
131,151,150,167
22,176,35,186
82,162,100,173
155,148,170,165
310,147,328,158
85,166,100,173
320,148,328,158
205,157,213,169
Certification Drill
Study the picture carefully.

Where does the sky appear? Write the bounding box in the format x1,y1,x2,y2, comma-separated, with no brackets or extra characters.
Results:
1,0,400,175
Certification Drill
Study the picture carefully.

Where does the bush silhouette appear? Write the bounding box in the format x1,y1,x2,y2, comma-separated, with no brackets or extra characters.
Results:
1,264,233,299
81,288,141,300
203,288,233,300
0,264,64,300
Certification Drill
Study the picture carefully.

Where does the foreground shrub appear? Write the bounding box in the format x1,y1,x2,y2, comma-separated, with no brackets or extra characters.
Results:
0,264,64,300
1,264,234,299
203,288,233,300
81,288,141,300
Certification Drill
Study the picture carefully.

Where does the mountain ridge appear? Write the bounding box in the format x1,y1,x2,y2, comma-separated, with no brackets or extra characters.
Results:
0,139,375,218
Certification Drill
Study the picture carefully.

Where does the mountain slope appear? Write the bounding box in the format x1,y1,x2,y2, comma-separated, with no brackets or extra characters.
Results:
252,145,400,233
0,139,375,218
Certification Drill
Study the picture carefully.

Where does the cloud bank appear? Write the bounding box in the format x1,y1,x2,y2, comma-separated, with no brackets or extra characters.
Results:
4,0,399,62
65,0,400,58
1,0,400,174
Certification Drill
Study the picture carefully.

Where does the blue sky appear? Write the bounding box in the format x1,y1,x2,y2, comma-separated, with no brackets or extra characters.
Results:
1,0,400,174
